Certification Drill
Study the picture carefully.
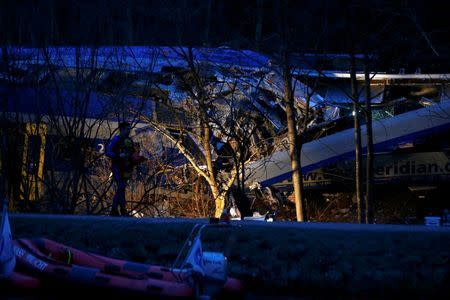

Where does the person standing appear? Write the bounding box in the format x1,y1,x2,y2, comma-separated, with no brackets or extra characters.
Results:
105,121,143,216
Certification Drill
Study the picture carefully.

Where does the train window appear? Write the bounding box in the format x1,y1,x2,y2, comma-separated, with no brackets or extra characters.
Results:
26,135,42,175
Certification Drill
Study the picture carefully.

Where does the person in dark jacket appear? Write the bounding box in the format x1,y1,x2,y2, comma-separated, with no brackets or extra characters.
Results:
105,121,144,216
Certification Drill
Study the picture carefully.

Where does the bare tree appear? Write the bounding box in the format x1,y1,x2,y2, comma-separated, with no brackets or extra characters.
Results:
349,52,365,223
364,53,374,224
282,65,306,221
140,47,261,218
255,0,264,51
274,0,308,221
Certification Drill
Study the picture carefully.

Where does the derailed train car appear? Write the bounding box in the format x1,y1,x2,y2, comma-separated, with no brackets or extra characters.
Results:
2,47,450,219
246,69,450,219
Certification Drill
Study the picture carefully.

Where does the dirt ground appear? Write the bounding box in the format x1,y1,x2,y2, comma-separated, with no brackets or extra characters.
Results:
5,214,450,299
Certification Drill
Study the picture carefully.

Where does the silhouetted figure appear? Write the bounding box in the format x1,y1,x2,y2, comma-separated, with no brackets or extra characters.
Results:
105,122,145,216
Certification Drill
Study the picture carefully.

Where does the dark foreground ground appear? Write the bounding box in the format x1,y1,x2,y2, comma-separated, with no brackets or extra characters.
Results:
4,214,450,299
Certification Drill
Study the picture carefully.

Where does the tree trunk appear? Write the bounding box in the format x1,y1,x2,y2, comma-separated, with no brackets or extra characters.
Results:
125,0,133,44
255,0,264,50
201,119,223,217
283,66,306,222
350,54,365,223
203,0,213,46
48,0,55,43
213,192,226,218
364,53,374,224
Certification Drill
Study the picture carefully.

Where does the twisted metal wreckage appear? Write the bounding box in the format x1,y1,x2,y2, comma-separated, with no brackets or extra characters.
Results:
1,47,450,218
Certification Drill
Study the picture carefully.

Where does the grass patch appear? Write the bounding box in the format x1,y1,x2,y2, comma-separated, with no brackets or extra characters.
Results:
9,215,450,299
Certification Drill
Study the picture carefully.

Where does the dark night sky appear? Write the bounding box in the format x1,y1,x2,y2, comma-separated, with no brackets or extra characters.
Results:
0,0,449,69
